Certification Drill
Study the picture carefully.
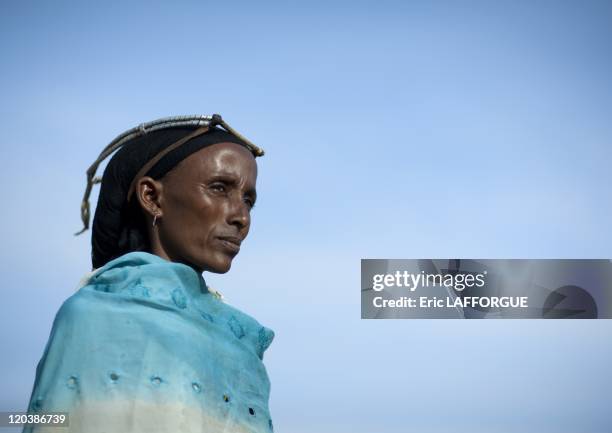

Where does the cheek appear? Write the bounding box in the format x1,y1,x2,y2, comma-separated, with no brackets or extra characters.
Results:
162,194,201,236
168,194,220,242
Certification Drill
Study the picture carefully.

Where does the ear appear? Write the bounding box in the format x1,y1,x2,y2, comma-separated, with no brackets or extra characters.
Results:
135,176,164,219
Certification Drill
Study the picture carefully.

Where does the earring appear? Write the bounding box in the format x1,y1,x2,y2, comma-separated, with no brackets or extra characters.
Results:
152,213,159,227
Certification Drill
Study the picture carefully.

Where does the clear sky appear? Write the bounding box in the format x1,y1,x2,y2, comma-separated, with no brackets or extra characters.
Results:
1,1,611,432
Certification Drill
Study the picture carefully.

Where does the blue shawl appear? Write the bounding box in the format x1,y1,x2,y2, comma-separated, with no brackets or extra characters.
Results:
24,252,274,433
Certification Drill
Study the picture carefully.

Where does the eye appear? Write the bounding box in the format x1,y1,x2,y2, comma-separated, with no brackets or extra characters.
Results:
209,182,227,193
244,197,256,209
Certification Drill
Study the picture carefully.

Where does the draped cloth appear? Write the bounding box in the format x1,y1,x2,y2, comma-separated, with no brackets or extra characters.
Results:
24,252,275,433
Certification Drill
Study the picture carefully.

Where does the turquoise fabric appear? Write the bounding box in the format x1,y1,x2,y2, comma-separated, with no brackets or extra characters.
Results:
24,252,274,433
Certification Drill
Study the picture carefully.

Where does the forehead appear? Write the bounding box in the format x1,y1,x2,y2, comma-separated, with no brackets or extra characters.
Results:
168,141,258,181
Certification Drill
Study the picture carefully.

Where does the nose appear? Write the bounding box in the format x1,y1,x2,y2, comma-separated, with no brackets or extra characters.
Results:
227,195,250,231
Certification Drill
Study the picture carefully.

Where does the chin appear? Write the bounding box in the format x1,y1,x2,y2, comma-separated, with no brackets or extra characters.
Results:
202,257,233,274
208,264,231,274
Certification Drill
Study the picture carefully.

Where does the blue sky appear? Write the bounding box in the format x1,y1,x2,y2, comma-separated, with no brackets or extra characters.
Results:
1,1,611,432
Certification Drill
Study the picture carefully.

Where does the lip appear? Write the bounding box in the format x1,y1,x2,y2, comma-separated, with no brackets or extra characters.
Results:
216,236,242,254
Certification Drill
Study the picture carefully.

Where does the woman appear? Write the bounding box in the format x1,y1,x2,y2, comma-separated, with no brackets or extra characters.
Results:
24,115,275,433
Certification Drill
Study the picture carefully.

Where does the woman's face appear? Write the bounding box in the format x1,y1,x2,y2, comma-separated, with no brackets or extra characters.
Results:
142,142,258,274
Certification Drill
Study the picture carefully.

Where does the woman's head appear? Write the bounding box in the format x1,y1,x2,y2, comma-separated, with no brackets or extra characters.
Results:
85,115,263,272
136,141,257,274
